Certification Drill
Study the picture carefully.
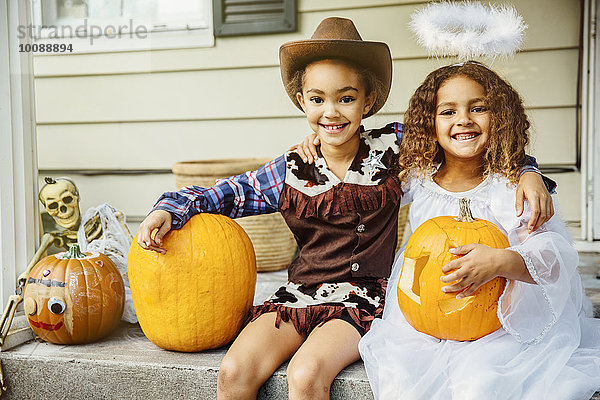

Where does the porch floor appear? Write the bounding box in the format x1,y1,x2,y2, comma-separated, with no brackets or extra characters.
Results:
1,253,599,399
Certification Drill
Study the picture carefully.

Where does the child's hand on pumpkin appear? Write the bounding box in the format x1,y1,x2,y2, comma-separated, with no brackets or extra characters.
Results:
516,172,554,233
440,244,500,299
440,244,534,298
289,133,319,163
137,210,172,254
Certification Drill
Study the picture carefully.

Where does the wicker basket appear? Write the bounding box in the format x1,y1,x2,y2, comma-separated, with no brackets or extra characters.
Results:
235,213,297,272
173,159,272,190
396,205,411,252
172,159,297,272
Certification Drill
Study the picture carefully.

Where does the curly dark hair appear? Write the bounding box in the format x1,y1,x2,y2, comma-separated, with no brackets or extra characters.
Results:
285,58,387,117
399,61,530,184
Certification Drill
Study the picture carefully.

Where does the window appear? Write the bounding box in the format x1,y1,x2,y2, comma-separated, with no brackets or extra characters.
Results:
213,0,296,37
30,0,214,53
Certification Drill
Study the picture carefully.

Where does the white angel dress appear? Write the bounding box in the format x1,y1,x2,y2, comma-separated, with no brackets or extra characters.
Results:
359,173,600,400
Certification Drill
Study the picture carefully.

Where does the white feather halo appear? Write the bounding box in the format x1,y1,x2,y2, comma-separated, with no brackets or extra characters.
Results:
410,1,527,60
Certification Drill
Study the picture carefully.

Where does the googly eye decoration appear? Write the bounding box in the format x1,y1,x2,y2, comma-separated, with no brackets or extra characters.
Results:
48,297,66,315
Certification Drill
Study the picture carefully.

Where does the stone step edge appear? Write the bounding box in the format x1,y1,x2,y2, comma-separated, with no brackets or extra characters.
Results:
0,350,372,400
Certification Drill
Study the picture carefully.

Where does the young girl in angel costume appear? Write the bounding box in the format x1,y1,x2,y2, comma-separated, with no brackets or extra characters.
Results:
357,61,600,400
137,17,553,400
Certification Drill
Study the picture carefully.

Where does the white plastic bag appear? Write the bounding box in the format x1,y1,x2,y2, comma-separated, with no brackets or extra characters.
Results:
77,203,138,323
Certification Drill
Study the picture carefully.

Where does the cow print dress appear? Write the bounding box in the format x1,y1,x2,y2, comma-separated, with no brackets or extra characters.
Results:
247,123,403,336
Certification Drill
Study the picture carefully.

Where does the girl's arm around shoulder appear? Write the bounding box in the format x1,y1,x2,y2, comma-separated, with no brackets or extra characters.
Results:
392,122,403,145
517,155,557,232
291,122,404,164
136,156,286,253
290,127,554,231
520,155,557,194
157,155,285,225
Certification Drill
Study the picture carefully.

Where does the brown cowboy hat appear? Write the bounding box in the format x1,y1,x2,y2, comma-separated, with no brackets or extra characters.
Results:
279,17,392,118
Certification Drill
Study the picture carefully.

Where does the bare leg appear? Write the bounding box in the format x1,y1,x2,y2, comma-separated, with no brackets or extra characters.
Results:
286,319,361,400
217,312,305,399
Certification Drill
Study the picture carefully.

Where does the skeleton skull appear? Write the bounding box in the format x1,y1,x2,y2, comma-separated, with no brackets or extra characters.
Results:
39,178,81,230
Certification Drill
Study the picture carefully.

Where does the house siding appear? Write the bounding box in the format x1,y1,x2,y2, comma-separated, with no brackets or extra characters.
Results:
33,0,582,233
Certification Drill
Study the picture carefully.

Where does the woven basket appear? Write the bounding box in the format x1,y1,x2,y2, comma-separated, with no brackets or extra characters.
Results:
173,159,272,190
396,205,411,252
234,213,297,272
172,159,297,272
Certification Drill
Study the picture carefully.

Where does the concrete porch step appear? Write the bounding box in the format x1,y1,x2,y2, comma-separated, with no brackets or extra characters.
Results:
2,321,599,399
0,322,372,399
1,253,599,399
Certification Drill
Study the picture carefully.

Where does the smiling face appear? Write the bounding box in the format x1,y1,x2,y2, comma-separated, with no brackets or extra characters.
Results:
435,75,490,164
23,249,125,344
24,278,70,336
296,59,375,153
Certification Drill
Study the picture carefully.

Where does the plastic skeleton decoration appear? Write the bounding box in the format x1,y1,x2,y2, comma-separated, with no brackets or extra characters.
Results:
39,177,82,230
0,177,132,347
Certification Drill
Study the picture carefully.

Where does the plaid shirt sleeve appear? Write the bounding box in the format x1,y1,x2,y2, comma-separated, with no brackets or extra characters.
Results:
152,155,286,230
520,155,557,194
393,122,403,145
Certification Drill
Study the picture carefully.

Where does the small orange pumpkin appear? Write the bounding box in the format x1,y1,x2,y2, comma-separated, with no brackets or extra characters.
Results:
127,213,256,352
23,244,125,344
397,198,508,341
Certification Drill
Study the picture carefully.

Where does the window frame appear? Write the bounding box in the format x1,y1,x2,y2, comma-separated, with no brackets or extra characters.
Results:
1,0,40,309
29,0,215,54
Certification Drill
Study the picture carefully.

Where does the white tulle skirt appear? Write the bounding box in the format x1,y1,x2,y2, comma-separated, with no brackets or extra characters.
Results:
359,248,600,400
360,174,600,399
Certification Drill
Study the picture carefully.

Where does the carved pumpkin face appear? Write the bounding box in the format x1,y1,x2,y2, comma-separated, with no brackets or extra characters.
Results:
397,199,508,341
24,244,125,344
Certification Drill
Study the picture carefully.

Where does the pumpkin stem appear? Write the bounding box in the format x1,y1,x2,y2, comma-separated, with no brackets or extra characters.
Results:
456,198,476,222
63,243,86,259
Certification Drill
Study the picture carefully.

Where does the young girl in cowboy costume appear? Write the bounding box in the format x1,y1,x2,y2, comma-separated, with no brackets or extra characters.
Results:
137,18,553,400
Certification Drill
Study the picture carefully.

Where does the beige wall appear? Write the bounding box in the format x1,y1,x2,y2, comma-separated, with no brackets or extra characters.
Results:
33,0,582,234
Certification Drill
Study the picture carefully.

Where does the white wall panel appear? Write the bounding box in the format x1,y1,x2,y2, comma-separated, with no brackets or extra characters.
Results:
34,50,578,124
389,50,579,113
35,68,294,123
37,107,576,170
37,117,309,170
35,113,398,170
547,172,581,222
527,108,577,165
32,0,583,233
33,0,579,77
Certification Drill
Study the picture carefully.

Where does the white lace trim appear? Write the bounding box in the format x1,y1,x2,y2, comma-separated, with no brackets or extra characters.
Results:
498,246,558,345
417,178,492,208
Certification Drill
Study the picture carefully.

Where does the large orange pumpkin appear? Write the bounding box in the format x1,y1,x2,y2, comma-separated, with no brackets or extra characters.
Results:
127,213,256,352
23,244,125,344
397,198,508,341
